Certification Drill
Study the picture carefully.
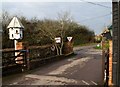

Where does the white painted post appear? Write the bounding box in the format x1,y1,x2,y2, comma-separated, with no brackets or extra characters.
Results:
7,17,25,65
14,40,18,56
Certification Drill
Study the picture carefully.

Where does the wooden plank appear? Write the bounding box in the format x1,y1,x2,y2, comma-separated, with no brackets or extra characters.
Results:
108,40,113,86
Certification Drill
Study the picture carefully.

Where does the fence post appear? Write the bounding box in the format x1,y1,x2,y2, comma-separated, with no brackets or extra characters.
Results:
23,42,30,71
16,42,29,71
16,42,24,65
108,40,113,86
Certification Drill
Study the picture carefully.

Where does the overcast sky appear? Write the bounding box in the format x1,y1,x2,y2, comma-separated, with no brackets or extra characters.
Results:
2,0,112,35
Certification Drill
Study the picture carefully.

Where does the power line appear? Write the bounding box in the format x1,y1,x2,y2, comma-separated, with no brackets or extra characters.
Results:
80,0,112,9
79,12,112,22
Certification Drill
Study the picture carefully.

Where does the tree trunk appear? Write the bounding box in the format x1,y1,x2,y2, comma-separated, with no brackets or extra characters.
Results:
55,44,59,55
60,39,63,55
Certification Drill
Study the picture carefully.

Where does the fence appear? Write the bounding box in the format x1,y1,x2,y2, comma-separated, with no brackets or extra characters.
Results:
2,43,73,76
103,48,109,86
102,40,113,86
28,45,57,69
2,49,26,76
102,40,109,85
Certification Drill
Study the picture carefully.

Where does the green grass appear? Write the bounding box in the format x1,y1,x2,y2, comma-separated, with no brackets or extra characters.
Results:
104,42,109,49
94,42,109,50
94,45,102,49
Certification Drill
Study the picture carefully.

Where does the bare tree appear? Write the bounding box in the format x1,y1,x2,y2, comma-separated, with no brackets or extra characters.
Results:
57,11,73,55
35,19,60,55
35,11,73,55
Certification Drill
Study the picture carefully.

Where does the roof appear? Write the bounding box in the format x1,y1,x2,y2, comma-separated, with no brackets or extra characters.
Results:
7,17,24,29
102,27,110,34
108,25,112,30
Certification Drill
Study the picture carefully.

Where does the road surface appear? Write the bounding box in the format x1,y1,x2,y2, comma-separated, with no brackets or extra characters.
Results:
2,45,103,85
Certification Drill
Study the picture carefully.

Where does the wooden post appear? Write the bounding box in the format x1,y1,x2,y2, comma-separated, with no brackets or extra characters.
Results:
108,40,113,86
15,42,24,64
25,43,30,70
21,42,30,71
15,42,29,71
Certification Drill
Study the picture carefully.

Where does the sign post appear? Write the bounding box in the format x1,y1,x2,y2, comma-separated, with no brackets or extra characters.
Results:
67,37,73,42
14,40,18,56
7,17,24,64
55,37,61,43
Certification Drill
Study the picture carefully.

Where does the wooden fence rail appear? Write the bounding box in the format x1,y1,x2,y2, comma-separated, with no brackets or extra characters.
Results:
2,42,73,76
2,49,26,76
28,45,57,69
2,44,57,75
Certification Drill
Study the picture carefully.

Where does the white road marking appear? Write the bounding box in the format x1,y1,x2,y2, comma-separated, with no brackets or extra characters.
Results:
82,80,90,85
91,81,98,85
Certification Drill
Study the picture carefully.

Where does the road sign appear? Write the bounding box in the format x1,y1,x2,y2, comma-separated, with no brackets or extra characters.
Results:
51,45,55,51
67,37,73,42
7,17,24,40
55,37,61,43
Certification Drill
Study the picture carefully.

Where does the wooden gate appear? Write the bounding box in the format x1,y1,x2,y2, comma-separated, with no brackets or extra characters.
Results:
2,49,27,76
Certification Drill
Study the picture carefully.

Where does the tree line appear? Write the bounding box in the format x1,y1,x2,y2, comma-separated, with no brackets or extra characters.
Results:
2,11,95,52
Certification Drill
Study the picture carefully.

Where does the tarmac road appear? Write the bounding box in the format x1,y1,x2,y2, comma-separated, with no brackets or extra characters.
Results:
2,45,103,86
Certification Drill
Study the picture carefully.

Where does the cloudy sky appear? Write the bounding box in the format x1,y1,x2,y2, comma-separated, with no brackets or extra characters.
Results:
2,0,112,35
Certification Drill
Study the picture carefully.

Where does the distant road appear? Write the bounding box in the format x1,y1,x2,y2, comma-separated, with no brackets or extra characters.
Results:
3,44,103,85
